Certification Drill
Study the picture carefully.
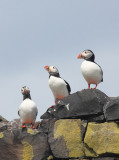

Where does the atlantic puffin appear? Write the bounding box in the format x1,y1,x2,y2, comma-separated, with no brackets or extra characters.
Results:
18,86,38,128
44,65,71,104
77,49,103,89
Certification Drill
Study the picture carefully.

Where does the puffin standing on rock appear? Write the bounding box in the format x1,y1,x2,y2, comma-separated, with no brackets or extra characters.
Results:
18,86,38,128
44,65,71,104
77,49,103,89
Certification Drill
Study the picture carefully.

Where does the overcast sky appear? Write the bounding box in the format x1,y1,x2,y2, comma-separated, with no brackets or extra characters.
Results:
0,0,119,121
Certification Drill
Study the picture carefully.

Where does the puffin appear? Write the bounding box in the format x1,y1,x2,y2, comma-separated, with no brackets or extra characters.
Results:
44,65,71,104
77,49,103,89
18,86,38,128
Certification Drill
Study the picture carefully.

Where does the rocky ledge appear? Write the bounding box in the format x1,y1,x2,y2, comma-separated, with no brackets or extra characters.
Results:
1,89,119,160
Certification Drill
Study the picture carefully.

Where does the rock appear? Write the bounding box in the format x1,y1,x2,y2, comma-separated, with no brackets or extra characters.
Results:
51,159,89,160
104,98,119,121
88,114,105,122
0,127,51,160
40,111,55,119
0,116,8,132
0,115,8,122
47,155,54,160
110,97,119,101
0,123,7,132
2,89,119,159
41,89,109,120
48,119,85,159
47,158,89,160
92,158,119,160
7,119,21,129
40,119,54,133
84,122,119,157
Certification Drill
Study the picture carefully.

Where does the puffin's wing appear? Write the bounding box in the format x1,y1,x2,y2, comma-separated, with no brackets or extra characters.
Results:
36,108,38,116
95,62,103,82
18,107,21,116
101,69,103,82
63,79,71,94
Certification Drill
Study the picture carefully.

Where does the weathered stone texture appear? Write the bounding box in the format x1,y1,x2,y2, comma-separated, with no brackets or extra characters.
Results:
0,127,51,160
84,122,119,157
0,115,8,122
48,119,86,158
92,158,119,160
41,89,109,119
104,99,119,121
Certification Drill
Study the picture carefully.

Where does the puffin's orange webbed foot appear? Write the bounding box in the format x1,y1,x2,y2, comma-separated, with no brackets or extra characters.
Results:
22,124,26,128
88,84,90,89
91,84,97,89
31,124,35,129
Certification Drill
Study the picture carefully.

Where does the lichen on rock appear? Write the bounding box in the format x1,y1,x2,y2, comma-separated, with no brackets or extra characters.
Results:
0,132,4,138
22,141,34,160
84,122,119,156
49,119,84,158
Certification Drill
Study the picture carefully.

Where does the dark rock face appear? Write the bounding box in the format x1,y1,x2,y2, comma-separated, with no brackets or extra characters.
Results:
0,120,51,160
0,123,7,132
0,115,8,122
41,89,109,120
92,158,119,160
48,119,69,158
104,98,119,121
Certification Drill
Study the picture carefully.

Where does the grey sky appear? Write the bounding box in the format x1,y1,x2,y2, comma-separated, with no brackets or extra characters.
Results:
0,0,119,121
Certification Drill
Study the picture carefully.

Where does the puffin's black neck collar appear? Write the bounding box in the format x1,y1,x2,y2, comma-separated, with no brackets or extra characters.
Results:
85,54,95,62
23,94,31,100
49,72,60,78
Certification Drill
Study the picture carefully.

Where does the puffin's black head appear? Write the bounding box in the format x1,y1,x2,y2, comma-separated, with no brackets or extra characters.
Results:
77,49,95,62
44,65,60,77
21,86,31,100
21,86,30,95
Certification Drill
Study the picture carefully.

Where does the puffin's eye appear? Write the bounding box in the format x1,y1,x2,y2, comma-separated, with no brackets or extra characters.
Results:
53,67,55,69
85,52,87,54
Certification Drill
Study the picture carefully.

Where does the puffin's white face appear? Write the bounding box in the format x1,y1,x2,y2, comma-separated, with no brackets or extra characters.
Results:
21,86,30,95
44,65,59,74
77,50,94,60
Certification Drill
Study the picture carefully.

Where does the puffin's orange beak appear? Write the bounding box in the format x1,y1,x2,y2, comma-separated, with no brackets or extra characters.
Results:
44,65,49,71
24,89,28,94
77,52,84,59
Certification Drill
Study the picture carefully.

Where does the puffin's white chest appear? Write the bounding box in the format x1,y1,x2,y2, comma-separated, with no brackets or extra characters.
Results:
49,76,69,99
19,99,38,124
81,60,102,84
